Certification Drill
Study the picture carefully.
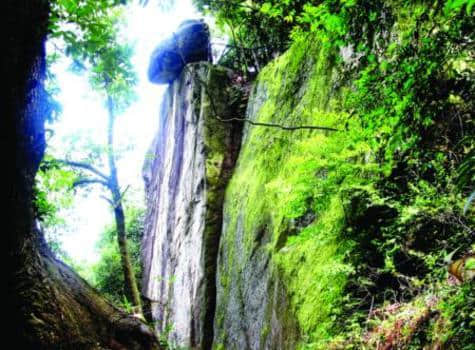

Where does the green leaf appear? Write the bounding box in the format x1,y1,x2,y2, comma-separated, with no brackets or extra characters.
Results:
466,257,475,270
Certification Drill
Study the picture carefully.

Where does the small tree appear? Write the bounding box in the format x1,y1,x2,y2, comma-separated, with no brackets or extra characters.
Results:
48,5,143,314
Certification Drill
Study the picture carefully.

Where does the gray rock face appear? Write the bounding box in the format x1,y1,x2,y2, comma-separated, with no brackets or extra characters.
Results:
142,63,242,348
148,19,211,84
142,66,205,347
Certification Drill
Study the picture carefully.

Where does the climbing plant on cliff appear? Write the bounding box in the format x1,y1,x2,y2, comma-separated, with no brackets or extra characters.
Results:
45,0,143,314
282,1,474,347
192,0,311,74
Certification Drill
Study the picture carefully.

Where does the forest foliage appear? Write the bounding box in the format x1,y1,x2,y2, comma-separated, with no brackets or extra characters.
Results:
36,0,144,313
36,0,136,235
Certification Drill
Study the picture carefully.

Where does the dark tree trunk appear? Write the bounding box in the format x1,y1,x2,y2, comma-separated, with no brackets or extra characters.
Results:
5,1,158,348
113,196,144,314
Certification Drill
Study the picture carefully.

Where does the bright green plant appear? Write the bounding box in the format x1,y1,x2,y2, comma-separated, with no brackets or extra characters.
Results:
91,207,144,306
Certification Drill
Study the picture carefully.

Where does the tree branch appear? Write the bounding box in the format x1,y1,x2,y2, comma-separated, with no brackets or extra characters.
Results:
183,65,340,132
111,185,130,209
211,114,340,132
55,159,110,181
212,42,270,51
100,195,114,207
73,177,111,190
170,33,339,132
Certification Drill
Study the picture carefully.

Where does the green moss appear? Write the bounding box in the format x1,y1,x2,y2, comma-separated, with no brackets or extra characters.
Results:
214,343,225,350
217,38,381,348
435,282,475,348
274,199,350,347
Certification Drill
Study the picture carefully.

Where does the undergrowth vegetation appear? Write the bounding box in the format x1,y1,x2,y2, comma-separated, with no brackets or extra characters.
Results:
90,207,144,307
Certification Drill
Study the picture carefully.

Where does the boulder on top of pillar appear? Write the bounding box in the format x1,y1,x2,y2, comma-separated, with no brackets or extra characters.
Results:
148,19,211,84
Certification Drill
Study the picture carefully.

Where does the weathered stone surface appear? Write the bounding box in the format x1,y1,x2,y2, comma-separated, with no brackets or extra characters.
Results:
148,20,211,84
142,62,242,348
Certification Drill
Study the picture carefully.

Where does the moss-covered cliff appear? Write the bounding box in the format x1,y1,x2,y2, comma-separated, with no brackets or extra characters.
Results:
214,37,367,350
212,2,474,348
